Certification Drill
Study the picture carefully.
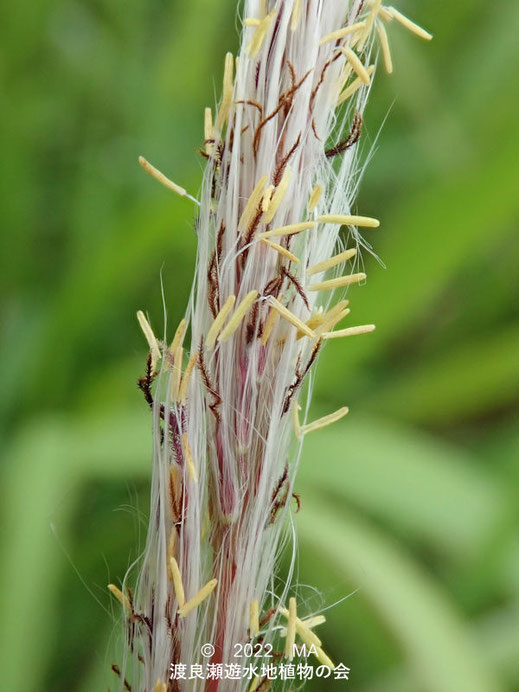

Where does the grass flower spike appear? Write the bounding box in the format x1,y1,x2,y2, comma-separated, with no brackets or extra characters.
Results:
110,1,431,689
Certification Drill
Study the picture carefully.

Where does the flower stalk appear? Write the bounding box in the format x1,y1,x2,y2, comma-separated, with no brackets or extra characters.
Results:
108,1,431,690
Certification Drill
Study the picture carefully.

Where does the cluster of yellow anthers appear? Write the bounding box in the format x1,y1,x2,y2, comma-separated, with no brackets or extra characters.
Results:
134,289,367,443
109,571,218,620
108,2,432,690
134,0,432,426
132,7,433,413
319,1,432,76
244,0,432,81
135,178,381,439
247,596,332,690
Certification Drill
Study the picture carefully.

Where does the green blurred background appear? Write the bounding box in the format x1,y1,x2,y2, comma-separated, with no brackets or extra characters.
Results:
1,0,518,690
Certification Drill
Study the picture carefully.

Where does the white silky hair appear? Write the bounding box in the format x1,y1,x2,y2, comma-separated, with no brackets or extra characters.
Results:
121,1,379,689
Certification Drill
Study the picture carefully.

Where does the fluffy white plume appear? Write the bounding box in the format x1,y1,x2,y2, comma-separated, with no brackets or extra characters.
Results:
110,1,432,690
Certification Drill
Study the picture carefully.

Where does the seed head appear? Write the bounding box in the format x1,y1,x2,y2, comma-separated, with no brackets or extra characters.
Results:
112,1,432,689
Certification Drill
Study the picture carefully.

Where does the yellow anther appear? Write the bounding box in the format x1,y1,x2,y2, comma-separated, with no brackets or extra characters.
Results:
204,107,213,139
169,557,186,609
178,579,218,617
341,47,371,86
302,307,325,333
282,608,336,667
308,272,366,292
155,681,167,692
206,295,236,349
260,297,282,345
319,21,365,45
223,49,234,92
169,345,183,400
300,407,349,435
261,184,275,212
290,0,302,31
260,221,316,239
353,1,378,52
285,597,297,660
249,678,261,692
269,297,315,337
244,17,261,26
317,214,379,228
323,299,350,320
297,312,326,339
280,613,326,636
315,646,335,669
302,614,326,629
308,184,323,212
279,607,322,648
322,324,376,339
261,238,300,263
308,301,351,337
320,308,350,334
238,176,268,234
217,52,234,130
183,433,198,482
219,291,259,342
368,0,385,15
298,303,350,338
376,21,393,74
337,66,375,105
178,352,198,404
307,248,357,276
108,584,131,614
138,156,188,198
250,599,260,638
248,9,276,57
204,107,214,154
379,6,394,22
387,6,433,40
136,310,161,372
170,318,187,355
169,463,180,500
263,166,291,223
